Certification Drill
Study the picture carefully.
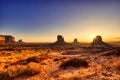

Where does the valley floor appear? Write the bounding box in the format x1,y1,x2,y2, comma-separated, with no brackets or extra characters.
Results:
0,46,120,80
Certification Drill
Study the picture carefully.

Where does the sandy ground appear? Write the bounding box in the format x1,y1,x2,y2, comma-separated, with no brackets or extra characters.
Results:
0,46,120,80
15,50,120,79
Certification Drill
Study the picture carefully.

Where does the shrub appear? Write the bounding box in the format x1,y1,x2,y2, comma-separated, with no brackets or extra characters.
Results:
11,56,39,65
114,48,120,55
69,77,81,80
19,62,39,77
53,58,59,62
25,62,40,76
0,71,9,80
60,58,88,69
0,62,41,79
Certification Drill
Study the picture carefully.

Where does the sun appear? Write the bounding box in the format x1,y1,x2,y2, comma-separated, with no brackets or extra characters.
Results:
89,34,97,42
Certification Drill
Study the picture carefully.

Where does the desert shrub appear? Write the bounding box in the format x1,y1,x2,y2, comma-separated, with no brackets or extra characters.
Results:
6,62,41,78
0,71,9,80
25,62,40,76
60,58,89,69
26,57,39,63
114,48,120,55
7,62,40,77
7,65,27,78
11,56,39,65
53,58,59,62
69,77,81,80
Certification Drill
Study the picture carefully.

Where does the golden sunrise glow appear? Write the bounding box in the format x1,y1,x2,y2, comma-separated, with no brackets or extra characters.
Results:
88,34,97,42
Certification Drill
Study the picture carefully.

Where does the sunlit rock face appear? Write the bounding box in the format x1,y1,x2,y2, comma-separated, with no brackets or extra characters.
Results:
4,35,16,43
0,35,15,44
91,36,113,49
0,35,5,44
50,35,69,46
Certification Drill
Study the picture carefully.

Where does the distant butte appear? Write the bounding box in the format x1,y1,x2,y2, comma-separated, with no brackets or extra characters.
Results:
50,35,69,46
91,35,113,49
17,39,24,44
73,38,80,45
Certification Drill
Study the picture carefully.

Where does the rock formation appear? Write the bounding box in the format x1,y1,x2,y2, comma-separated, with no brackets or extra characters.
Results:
73,38,80,45
56,35,65,44
17,39,24,44
0,35,5,44
0,35,15,44
4,35,15,43
50,35,69,46
91,35,113,49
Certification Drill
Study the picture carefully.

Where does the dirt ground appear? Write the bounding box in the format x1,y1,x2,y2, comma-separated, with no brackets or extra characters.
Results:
0,43,120,80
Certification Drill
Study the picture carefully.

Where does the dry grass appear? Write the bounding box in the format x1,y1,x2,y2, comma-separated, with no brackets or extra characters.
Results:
0,70,9,79
0,47,49,79
0,47,55,79
0,62,41,79
1,45,120,79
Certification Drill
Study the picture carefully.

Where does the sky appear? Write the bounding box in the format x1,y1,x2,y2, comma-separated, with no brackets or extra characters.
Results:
0,0,120,42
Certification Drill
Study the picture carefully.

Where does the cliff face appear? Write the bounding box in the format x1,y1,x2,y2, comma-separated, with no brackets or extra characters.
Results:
4,35,15,43
91,36,113,49
0,35,5,44
0,35,15,44
56,35,65,44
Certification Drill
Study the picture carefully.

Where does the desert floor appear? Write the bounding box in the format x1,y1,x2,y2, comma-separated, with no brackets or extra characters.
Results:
0,43,120,80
